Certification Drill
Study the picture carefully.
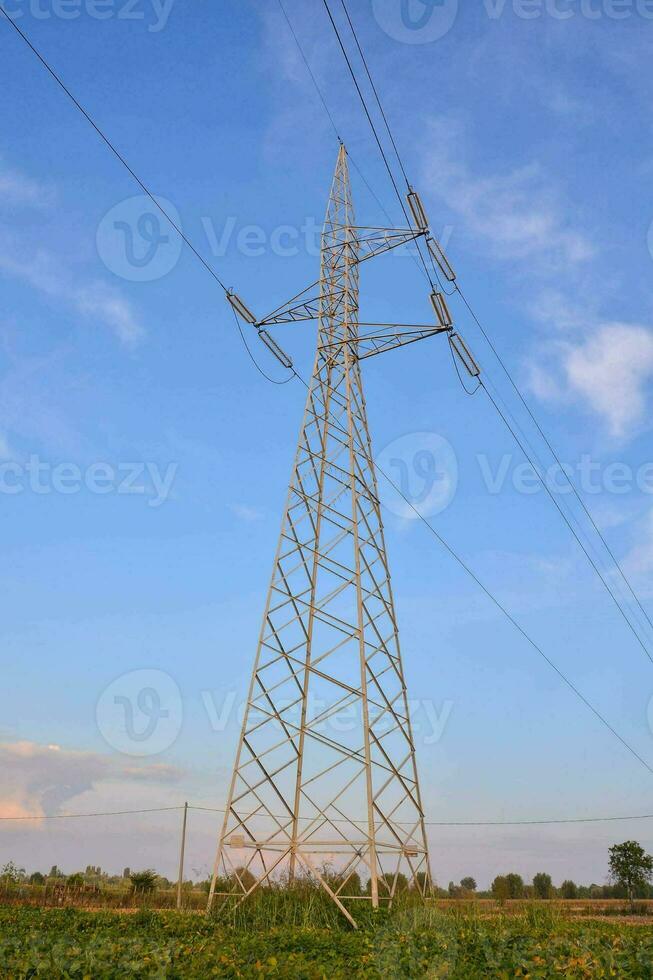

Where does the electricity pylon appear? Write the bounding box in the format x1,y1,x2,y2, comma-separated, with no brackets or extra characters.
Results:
209,146,469,926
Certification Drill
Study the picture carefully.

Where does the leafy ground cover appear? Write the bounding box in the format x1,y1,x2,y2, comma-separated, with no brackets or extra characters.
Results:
1,901,653,977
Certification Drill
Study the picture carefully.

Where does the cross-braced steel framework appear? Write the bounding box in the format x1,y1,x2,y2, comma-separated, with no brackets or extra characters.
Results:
208,147,446,926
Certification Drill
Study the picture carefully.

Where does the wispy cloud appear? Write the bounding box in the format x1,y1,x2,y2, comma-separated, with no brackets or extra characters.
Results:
0,160,53,209
561,323,653,440
420,118,653,442
421,116,595,272
0,248,144,347
527,322,653,441
230,503,265,523
622,507,653,580
0,741,182,819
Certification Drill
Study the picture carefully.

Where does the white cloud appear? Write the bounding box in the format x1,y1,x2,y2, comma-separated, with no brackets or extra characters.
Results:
421,116,595,271
420,120,653,442
230,503,264,523
0,249,144,347
532,323,653,440
0,740,181,819
623,508,653,585
0,161,52,209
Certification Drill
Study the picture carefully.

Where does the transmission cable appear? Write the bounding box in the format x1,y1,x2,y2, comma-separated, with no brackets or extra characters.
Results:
276,0,394,226
477,370,652,646
230,307,295,386
457,283,653,641
6,3,651,784
4,802,653,827
277,0,432,287
0,5,301,387
331,0,442,285
338,0,410,188
481,378,653,665
320,0,653,658
292,372,653,779
0,8,228,295
320,0,435,290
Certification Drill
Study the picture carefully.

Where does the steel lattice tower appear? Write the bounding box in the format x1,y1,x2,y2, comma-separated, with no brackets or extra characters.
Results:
209,146,454,926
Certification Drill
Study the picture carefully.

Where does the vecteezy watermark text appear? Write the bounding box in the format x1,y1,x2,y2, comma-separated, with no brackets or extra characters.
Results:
0,455,178,508
479,453,653,497
374,431,653,522
1,0,176,32
96,669,454,756
201,690,454,748
372,0,653,45
97,194,454,282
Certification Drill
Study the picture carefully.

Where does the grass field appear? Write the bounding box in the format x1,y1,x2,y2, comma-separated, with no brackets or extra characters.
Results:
2,899,653,978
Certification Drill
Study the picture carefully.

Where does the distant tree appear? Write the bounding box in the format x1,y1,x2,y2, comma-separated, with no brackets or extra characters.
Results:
491,876,510,904
29,872,45,886
460,877,477,893
386,872,409,895
347,872,363,896
129,870,157,895
66,873,85,890
0,861,25,885
505,873,524,899
609,841,653,909
532,873,553,899
560,880,578,900
411,871,431,895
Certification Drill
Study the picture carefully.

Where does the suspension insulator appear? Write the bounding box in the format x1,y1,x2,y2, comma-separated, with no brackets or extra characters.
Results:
259,329,293,371
227,291,258,325
430,291,453,329
427,237,456,283
407,189,429,231
450,332,480,378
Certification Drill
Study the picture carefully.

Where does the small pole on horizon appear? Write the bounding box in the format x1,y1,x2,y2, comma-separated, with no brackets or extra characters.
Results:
176,802,188,911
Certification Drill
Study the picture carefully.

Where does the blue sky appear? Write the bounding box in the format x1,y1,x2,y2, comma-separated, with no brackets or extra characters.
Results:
1,0,653,888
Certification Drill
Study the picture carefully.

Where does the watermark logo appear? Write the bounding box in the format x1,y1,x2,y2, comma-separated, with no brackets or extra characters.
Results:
372,0,459,43
484,0,653,21
97,195,182,282
1,0,176,32
96,669,183,757
477,453,653,497
376,432,459,519
0,455,178,508
201,690,454,747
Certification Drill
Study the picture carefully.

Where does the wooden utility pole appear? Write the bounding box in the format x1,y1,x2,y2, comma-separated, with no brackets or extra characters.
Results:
176,801,188,911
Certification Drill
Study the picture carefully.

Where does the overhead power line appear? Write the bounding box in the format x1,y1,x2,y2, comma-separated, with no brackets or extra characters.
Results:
4,803,653,828
319,0,436,290
5,0,651,817
0,5,292,385
456,283,653,643
0,806,183,821
277,0,395,228
481,380,653,664
292,374,653,781
338,0,410,189
0,7,229,296
317,0,653,666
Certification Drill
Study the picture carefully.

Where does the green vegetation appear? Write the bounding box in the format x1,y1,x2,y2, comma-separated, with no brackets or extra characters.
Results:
609,841,653,910
1,901,652,977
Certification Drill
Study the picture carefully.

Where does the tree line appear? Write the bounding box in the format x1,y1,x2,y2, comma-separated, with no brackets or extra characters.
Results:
2,840,652,907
